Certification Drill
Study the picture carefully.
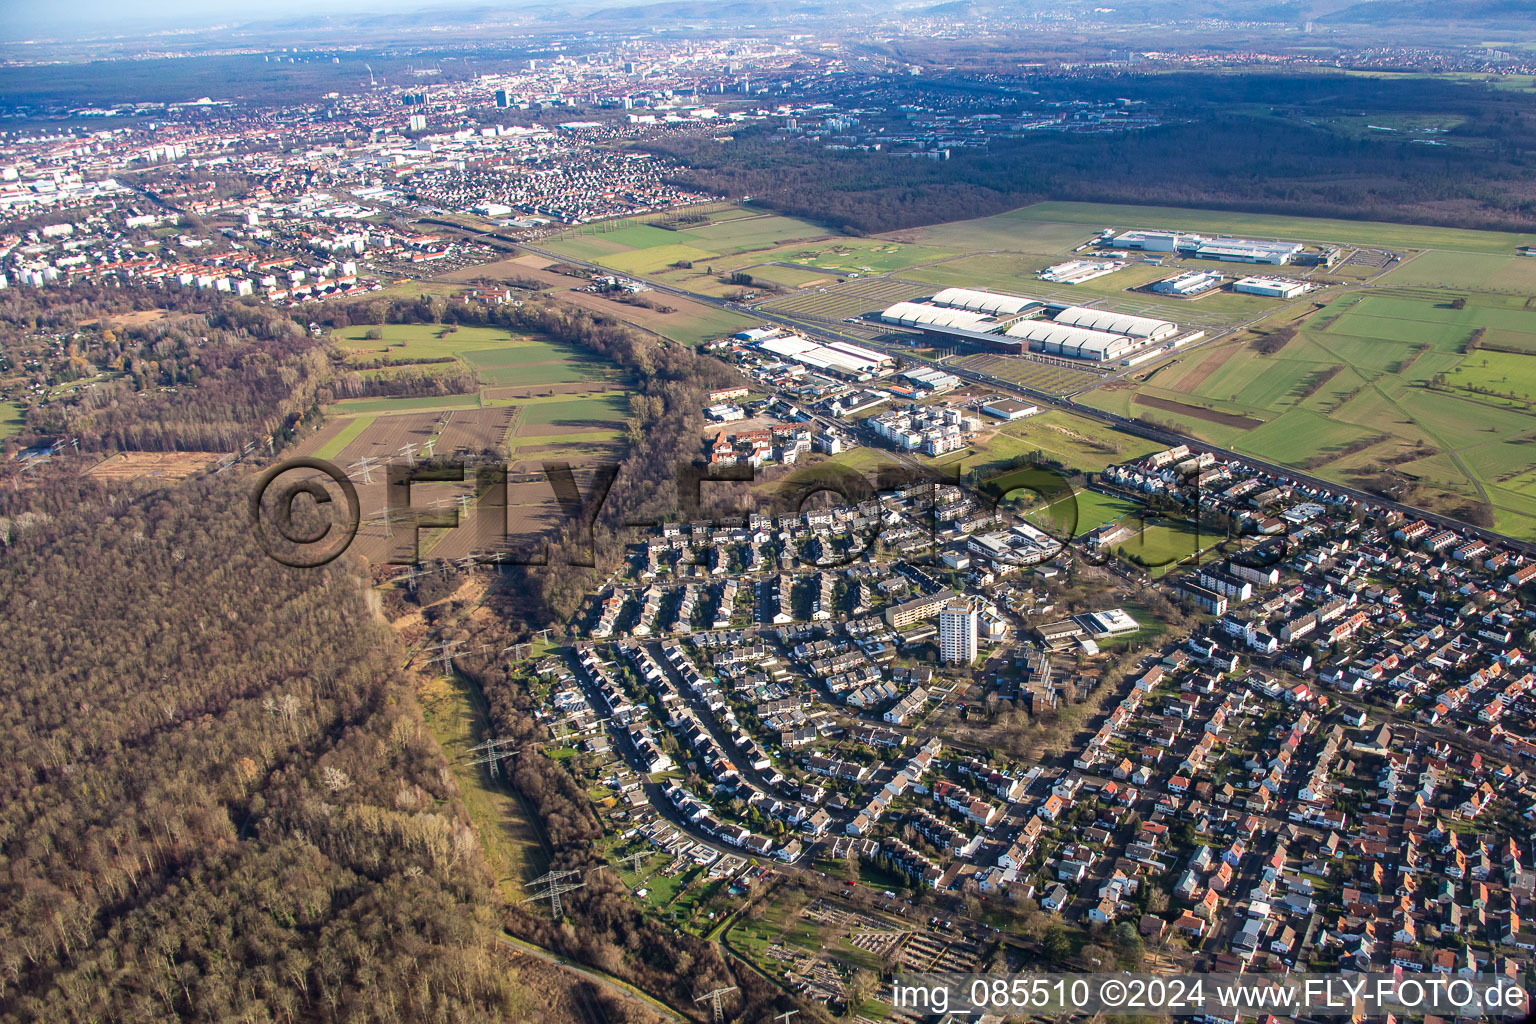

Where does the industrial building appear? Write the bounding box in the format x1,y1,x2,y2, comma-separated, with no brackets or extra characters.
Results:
878,288,1184,365
1234,275,1312,299
901,367,961,392
881,300,1001,332
1051,305,1178,341
981,398,1039,420
1040,259,1122,285
1004,320,1139,362
1152,270,1224,296
755,334,892,379
1103,229,1304,265
930,287,1043,317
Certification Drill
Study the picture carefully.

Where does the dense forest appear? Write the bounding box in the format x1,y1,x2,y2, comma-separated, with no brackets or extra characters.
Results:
1,276,828,1021
0,474,544,1023
0,280,764,1021
648,73,1536,234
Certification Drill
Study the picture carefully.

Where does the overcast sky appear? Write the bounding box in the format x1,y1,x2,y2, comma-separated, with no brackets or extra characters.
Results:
1,0,521,40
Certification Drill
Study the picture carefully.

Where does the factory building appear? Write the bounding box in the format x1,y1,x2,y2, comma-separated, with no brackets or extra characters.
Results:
1105,229,1304,265
1051,306,1178,342
756,334,891,379
881,300,1001,332
1004,320,1137,362
930,287,1043,317
1110,229,1194,253
1040,259,1122,285
1195,238,1304,264
1233,276,1312,299
902,367,961,392
879,289,1183,364
1152,270,1224,296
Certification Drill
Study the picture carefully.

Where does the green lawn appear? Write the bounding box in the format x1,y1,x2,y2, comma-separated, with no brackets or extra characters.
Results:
1025,489,1144,538
966,410,1164,475
1009,201,1536,255
517,394,630,426
459,343,624,387
776,240,955,274
1112,520,1208,575
314,414,376,459
418,671,546,899
0,400,24,439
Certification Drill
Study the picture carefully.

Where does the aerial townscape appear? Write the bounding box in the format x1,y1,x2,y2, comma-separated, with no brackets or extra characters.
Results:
5,1,1536,1023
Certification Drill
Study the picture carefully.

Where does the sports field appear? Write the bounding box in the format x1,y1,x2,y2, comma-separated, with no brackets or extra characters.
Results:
1025,489,1144,538
1112,520,1209,576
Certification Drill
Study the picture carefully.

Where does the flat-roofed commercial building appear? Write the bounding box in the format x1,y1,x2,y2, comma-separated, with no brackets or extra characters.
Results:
1233,275,1311,299
1109,229,1303,265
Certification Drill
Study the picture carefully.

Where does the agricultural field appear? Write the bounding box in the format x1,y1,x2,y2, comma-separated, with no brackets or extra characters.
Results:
298,324,633,563
1086,288,1536,538
86,450,224,481
1024,488,1144,538
1380,250,1536,295
541,204,827,270
555,288,756,346
756,277,931,321
737,263,840,289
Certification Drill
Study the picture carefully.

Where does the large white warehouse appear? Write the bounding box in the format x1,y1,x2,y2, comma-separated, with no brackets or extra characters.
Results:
758,334,885,378
882,300,1000,331
1052,306,1178,341
930,287,1043,317
878,289,1184,364
1004,321,1136,361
